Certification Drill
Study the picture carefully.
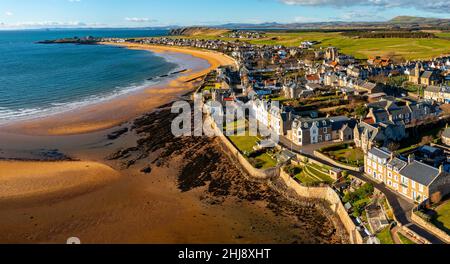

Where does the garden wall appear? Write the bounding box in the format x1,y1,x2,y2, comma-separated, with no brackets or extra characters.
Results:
208,115,278,180
280,170,364,244
411,212,450,244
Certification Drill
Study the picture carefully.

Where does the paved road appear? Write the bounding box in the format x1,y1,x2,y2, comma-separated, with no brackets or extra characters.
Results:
278,136,444,244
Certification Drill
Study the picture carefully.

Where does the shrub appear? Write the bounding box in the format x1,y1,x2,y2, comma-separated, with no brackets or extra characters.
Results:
284,165,302,177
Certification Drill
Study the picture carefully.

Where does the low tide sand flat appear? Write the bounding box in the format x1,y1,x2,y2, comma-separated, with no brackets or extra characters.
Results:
0,161,120,201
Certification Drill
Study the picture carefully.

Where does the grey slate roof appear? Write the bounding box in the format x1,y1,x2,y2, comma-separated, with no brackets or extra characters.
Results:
421,71,433,79
400,161,440,186
426,85,441,93
369,148,391,160
388,157,407,171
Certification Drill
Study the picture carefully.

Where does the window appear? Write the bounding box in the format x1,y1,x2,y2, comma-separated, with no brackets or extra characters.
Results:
402,187,408,195
323,127,327,133
388,180,392,186
388,172,392,179
419,184,424,192
394,175,399,181
401,176,409,185
412,181,416,189
393,183,399,190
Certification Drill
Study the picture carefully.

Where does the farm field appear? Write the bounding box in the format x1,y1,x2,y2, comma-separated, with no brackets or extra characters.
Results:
247,32,450,61
176,30,450,61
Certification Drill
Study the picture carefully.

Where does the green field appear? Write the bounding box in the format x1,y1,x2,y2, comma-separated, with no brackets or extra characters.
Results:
248,32,450,61
178,30,450,61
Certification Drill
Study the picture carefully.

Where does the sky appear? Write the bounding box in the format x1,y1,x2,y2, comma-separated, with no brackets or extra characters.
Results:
0,0,449,29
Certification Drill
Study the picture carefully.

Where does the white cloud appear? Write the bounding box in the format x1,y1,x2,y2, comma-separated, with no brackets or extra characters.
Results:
125,17,156,23
5,11,13,16
293,16,327,23
68,0,82,2
0,21,101,29
280,0,450,13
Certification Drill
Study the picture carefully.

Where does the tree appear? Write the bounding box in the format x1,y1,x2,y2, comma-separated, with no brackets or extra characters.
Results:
421,136,433,145
387,142,400,152
355,105,368,118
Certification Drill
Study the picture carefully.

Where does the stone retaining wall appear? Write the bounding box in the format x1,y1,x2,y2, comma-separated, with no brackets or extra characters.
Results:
208,116,277,180
279,170,364,244
206,114,363,244
411,212,450,244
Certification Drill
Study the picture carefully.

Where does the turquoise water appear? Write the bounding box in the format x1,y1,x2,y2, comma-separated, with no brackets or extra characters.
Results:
0,29,179,123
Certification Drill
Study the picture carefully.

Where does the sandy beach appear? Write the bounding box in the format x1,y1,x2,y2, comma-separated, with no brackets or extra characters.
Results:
0,44,347,244
0,43,235,136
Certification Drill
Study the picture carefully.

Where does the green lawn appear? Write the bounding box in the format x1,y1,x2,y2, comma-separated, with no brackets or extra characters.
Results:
255,152,278,169
228,134,258,153
377,227,395,244
225,120,277,169
398,233,416,245
321,144,364,167
330,148,364,166
305,164,334,184
225,120,258,153
295,172,321,186
433,200,450,235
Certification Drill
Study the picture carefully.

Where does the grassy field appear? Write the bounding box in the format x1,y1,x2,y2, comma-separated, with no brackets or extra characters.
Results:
248,32,450,61
177,30,450,61
433,200,450,235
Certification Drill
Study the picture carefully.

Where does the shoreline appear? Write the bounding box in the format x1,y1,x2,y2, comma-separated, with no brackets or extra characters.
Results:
0,43,235,136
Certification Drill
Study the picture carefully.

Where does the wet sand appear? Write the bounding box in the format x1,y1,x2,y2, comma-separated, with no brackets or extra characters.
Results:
0,45,347,244
0,104,347,244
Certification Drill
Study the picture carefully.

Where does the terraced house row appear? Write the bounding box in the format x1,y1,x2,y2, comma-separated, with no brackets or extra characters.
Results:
365,147,450,203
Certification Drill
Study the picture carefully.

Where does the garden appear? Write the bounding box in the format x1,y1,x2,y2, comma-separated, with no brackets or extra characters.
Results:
225,120,278,170
342,183,375,218
284,163,335,187
319,143,365,167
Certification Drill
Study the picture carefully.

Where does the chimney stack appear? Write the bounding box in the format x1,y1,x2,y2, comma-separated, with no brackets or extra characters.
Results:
408,154,415,164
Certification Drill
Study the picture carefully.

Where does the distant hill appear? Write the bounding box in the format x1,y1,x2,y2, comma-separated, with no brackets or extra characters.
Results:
169,27,230,37
389,16,449,24
210,16,450,30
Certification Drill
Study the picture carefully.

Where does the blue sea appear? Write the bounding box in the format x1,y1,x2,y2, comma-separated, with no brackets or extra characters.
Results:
0,29,179,123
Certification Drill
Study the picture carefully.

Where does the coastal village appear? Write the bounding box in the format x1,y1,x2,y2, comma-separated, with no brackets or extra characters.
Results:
103,33,450,244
